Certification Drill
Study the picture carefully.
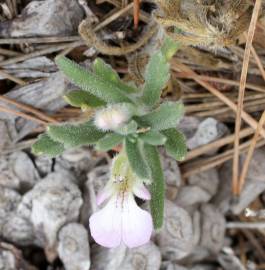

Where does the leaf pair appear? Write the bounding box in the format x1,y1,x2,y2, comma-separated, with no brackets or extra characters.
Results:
32,120,106,157
56,56,137,108
136,101,184,131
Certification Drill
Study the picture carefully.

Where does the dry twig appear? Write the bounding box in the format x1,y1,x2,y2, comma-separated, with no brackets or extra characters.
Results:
233,0,262,197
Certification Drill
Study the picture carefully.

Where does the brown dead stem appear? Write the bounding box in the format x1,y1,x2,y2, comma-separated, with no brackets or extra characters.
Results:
233,0,262,197
171,60,265,138
238,111,265,194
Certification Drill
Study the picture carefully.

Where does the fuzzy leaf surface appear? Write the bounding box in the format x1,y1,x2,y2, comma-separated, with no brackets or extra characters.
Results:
93,58,138,94
141,52,170,107
161,36,180,61
55,56,133,104
143,144,165,229
47,120,105,148
125,138,151,181
115,120,138,135
139,130,167,145
162,128,187,161
64,90,105,108
96,133,123,151
137,102,184,131
32,133,64,157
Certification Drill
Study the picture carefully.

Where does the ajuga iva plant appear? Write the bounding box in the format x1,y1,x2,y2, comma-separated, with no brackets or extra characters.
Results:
32,37,187,248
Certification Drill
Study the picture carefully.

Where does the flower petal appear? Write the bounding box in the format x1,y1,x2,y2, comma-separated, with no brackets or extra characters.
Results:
96,186,112,206
133,183,151,200
122,195,153,248
89,197,122,248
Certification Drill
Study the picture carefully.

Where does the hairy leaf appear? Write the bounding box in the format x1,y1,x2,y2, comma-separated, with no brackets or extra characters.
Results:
64,90,105,109
143,144,165,229
139,130,167,145
115,120,138,135
125,138,151,181
161,36,180,61
137,102,184,131
96,133,123,151
32,133,64,157
93,58,138,94
141,52,170,107
162,128,187,161
55,56,133,104
47,120,106,148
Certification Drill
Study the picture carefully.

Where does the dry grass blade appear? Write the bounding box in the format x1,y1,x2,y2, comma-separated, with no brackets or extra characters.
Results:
0,41,84,65
181,136,265,178
183,127,254,162
233,0,262,197
0,69,26,85
250,44,265,81
0,105,47,125
171,60,265,138
238,111,265,194
133,0,140,30
176,73,265,93
0,95,58,123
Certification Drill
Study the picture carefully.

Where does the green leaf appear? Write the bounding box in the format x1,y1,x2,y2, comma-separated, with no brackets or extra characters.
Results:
115,120,138,135
143,144,165,229
161,36,180,61
47,120,106,148
141,51,170,107
96,133,123,151
93,58,120,83
32,133,64,158
93,58,138,94
64,90,105,109
139,130,167,145
125,138,151,181
162,128,187,161
137,102,184,131
55,56,134,104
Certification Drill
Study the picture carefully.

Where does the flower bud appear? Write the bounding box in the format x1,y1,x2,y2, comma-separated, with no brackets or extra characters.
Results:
94,104,132,131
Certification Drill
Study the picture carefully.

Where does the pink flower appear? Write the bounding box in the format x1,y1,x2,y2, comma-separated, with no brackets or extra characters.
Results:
89,154,153,248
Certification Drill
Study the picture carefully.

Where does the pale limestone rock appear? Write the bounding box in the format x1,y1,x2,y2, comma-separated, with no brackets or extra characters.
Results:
215,148,265,215
0,57,56,79
0,187,21,232
0,120,12,151
157,200,194,260
187,118,228,150
188,168,219,198
0,243,37,270
199,204,225,253
0,152,39,190
91,242,161,270
161,262,188,270
178,116,200,140
0,72,71,141
0,0,84,37
17,171,83,261
85,165,109,217
58,223,90,270
218,247,245,270
1,214,35,246
175,186,212,207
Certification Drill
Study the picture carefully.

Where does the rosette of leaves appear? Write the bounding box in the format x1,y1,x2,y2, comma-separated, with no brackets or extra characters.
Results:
32,38,186,229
